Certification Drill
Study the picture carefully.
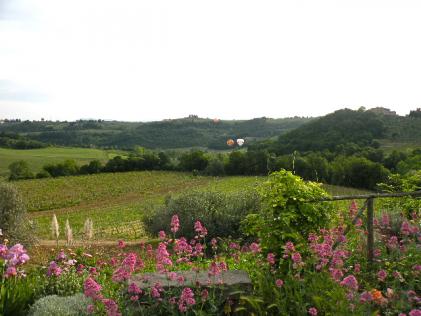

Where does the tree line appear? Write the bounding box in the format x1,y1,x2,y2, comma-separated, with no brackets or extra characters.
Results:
7,144,421,191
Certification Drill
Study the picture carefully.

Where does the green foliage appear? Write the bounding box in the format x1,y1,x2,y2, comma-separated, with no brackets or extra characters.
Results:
204,158,225,176
29,293,92,316
0,117,311,150
377,171,421,217
179,150,209,172
237,270,350,316
0,183,34,245
39,270,84,297
0,132,47,150
271,109,386,154
330,156,390,190
8,160,34,181
43,159,80,177
145,190,261,240
242,170,332,253
0,273,44,316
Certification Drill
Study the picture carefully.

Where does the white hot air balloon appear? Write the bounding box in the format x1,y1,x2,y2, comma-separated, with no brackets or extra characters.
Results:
237,138,245,146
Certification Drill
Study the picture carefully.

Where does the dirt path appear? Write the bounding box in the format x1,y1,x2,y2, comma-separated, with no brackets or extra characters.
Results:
37,239,147,247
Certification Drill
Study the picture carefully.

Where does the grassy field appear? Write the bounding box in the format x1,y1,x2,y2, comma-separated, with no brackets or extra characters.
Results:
0,147,124,177
12,171,373,241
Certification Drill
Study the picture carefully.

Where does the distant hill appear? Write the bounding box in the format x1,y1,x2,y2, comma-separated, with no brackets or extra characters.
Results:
0,116,312,150
252,108,421,154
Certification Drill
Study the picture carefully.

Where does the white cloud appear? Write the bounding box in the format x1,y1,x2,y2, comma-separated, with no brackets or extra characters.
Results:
1,0,421,121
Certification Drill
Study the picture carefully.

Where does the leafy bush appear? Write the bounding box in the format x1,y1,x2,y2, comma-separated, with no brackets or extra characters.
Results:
29,293,92,316
377,171,421,217
179,150,209,172
204,158,225,176
145,190,261,240
8,160,34,181
0,183,35,245
242,170,332,254
39,269,84,297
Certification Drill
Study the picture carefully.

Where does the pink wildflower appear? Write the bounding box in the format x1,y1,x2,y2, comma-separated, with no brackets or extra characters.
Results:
0,244,7,257
128,282,142,295
84,277,102,300
381,214,390,227
360,291,373,303
171,215,180,233
409,310,421,316
354,263,361,273
211,238,218,248
56,250,66,261
267,253,276,265
194,220,207,237
291,252,302,264
249,242,261,254
209,261,221,276
377,269,387,282
102,298,121,316
285,241,295,252
308,307,318,316
340,275,358,291
275,279,284,287
47,261,62,277
201,289,209,301
158,231,166,240
5,266,17,278
178,287,196,312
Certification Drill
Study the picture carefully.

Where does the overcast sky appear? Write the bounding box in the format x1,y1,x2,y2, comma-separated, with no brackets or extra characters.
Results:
1,0,421,121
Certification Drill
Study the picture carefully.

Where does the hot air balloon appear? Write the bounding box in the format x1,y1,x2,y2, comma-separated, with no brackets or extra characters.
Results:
213,118,220,123
237,138,245,146
226,139,235,147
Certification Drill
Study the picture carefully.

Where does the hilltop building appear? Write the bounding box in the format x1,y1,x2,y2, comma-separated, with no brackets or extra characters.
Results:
368,107,397,116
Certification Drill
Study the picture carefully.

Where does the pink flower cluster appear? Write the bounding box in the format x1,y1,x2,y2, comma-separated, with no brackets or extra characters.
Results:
0,243,30,278
194,220,208,237
178,287,196,312
84,277,121,316
171,215,180,233
112,253,138,282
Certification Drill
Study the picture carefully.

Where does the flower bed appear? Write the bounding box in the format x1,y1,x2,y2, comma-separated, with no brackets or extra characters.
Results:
1,206,420,315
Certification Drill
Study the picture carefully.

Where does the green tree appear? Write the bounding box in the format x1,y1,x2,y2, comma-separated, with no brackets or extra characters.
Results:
8,160,34,181
179,150,209,171
242,170,333,254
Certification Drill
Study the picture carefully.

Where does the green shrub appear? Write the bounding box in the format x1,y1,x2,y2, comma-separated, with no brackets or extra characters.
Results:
145,190,261,240
29,293,92,316
204,158,225,176
0,183,35,245
8,160,34,181
39,270,84,297
0,273,44,316
242,170,332,254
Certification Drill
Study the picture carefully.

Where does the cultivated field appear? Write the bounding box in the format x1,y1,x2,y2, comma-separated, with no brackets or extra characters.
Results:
15,170,372,241
18,171,264,240
0,147,124,177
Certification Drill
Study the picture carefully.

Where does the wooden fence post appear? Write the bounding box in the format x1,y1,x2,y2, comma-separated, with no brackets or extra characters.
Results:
367,197,374,266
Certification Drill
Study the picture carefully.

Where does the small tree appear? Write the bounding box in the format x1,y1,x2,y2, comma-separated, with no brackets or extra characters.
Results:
8,160,34,181
0,183,34,245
